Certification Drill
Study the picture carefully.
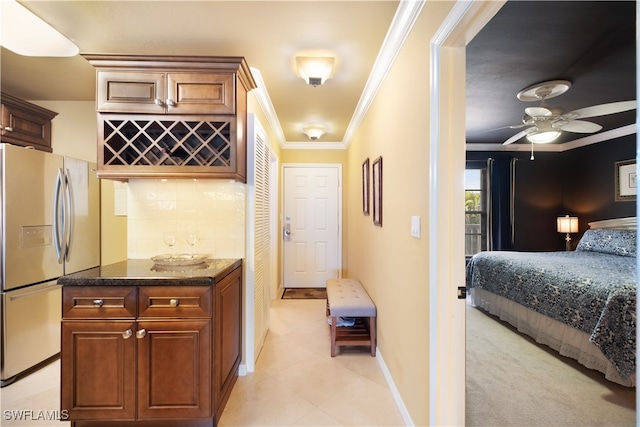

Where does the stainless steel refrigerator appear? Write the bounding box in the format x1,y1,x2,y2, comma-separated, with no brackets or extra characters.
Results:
0,143,100,386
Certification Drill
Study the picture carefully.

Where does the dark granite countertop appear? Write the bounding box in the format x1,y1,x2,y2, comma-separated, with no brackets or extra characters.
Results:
59,258,242,286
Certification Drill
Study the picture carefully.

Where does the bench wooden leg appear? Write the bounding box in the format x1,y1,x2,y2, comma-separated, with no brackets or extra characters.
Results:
330,316,337,357
369,316,376,356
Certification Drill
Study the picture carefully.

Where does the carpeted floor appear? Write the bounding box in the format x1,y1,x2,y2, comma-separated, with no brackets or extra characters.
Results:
466,304,635,426
282,287,327,299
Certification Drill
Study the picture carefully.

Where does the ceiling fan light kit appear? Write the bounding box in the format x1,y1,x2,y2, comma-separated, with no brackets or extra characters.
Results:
502,79,636,149
526,129,561,144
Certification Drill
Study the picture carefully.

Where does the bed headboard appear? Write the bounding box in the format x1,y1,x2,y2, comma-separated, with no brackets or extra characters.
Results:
588,217,637,230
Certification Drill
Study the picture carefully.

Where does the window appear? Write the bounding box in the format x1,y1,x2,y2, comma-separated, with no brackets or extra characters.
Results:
465,168,487,258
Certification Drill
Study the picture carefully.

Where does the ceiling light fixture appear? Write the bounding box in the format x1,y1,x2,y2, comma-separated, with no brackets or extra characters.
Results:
295,56,335,87
303,124,326,140
525,121,561,144
1,0,79,57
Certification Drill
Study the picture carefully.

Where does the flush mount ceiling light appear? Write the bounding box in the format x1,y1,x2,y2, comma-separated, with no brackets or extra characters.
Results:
1,0,79,57
303,124,326,140
295,56,335,87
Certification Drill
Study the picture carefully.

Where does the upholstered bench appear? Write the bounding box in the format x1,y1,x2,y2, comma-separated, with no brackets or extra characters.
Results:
326,278,377,357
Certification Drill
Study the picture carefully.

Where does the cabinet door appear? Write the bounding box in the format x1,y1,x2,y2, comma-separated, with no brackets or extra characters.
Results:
61,320,136,421
137,320,212,419
96,71,166,113
214,267,242,414
167,73,235,115
1,103,53,152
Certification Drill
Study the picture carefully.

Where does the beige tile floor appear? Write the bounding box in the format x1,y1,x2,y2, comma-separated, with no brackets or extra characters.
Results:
1,298,405,427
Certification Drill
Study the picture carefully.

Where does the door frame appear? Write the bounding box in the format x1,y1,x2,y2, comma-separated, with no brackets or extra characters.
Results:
429,1,505,425
281,163,343,288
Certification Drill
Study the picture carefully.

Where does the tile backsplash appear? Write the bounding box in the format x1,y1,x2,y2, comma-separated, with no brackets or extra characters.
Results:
127,179,246,259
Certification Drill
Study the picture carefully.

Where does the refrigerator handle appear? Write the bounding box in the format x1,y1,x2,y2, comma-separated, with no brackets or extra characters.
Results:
63,169,73,261
53,169,64,263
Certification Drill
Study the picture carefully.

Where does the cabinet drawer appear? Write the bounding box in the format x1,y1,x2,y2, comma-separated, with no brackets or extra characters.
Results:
62,286,137,319
139,286,211,318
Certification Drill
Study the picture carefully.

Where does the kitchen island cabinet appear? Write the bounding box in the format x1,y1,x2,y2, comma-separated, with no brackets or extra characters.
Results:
59,258,242,427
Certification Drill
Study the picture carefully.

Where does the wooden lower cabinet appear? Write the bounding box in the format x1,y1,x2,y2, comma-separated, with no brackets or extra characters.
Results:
137,320,211,420
61,265,242,427
214,267,242,415
61,320,137,421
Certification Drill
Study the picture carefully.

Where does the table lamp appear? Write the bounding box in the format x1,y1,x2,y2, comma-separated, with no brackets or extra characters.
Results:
557,215,579,251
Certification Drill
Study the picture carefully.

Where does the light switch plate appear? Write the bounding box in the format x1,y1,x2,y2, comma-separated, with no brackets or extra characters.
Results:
411,216,421,238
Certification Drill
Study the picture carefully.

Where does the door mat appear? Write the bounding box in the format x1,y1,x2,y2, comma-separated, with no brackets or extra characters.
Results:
282,288,327,299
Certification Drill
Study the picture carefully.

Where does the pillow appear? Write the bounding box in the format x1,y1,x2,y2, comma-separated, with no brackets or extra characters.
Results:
576,228,637,257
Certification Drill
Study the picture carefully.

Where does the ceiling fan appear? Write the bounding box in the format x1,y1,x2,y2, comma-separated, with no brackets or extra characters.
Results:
503,80,636,146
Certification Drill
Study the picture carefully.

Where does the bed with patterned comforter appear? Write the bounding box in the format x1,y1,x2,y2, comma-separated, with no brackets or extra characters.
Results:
466,227,636,386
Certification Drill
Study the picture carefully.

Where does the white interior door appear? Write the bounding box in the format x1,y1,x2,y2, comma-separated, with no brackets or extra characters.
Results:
283,165,341,288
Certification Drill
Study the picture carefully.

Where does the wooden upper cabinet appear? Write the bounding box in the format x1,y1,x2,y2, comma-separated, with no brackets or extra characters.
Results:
84,55,256,182
97,71,235,115
1,92,58,152
96,71,166,114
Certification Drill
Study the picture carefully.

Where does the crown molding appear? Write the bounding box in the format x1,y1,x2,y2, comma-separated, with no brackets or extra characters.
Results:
249,67,286,148
250,1,425,150
342,0,426,148
282,141,347,150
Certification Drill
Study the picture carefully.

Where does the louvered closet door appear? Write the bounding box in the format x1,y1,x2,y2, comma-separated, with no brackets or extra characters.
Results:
253,129,271,355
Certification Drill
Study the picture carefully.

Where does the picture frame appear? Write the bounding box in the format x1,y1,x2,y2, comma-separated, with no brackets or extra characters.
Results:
615,159,636,201
372,156,382,226
362,158,370,215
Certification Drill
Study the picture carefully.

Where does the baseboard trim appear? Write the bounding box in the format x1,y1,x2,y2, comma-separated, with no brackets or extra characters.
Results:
238,364,247,376
376,346,414,426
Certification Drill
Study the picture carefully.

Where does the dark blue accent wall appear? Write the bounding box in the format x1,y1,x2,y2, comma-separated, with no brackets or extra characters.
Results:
466,134,636,251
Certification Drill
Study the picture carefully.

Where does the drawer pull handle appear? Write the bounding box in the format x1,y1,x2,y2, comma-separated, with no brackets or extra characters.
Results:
170,298,180,307
136,329,146,339
4,126,13,132
93,299,104,307
166,99,176,107
154,98,165,107
122,329,133,339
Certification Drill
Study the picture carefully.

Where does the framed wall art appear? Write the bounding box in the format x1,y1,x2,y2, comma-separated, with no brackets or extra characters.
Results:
372,156,382,226
615,159,636,201
362,158,370,215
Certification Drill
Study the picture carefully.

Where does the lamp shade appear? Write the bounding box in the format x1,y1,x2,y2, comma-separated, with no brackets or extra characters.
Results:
557,215,578,233
1,0,79,57
295,56,335,86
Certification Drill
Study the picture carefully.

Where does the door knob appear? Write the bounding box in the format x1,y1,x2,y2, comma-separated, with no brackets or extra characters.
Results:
136,329,147,339
122,329,133,339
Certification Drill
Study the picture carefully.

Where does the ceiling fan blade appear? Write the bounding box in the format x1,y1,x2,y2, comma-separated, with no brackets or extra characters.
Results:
558,120,602,133
524,106,552,117
503,128,533,145
567,100,636,119
467,124,521,135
